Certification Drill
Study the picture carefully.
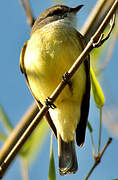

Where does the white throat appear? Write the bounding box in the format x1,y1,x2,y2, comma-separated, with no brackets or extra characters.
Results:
44,12,77,29
59,12,77,28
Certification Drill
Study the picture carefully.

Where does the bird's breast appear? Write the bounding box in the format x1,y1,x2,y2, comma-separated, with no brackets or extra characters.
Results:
24,22,86,104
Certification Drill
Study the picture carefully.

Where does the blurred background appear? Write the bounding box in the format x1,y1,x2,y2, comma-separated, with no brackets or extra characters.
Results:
0,0,118,180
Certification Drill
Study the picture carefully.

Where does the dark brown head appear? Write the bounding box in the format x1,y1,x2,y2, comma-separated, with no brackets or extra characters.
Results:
31,4,83,35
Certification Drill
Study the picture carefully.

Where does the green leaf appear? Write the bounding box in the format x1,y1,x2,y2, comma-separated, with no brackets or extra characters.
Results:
0,105,13,133
87,121,93,133
48,135,56,180
90,67,105,108
20,118,49,166
0,132,7,142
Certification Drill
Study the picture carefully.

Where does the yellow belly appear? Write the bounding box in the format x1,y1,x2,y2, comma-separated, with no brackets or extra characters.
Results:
24,22,86,141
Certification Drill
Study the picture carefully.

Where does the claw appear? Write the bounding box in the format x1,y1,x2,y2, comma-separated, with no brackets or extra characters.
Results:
62,72,72,87
45,97,56,109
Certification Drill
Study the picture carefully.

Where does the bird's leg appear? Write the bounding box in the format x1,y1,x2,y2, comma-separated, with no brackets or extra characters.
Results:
62,72,72,87
62,72,73,93
45,97,56,109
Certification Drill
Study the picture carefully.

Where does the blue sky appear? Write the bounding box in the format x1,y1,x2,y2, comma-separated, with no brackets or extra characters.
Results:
0,0,118,180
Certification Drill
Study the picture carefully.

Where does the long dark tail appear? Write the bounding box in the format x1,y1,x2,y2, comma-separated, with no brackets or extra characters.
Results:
58,134,78,175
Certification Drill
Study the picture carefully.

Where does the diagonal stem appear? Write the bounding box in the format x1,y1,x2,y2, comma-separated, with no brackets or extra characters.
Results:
85,138,112,180
97,108,102,155
20,158,29,180
90,132,96,160
19,0,35,26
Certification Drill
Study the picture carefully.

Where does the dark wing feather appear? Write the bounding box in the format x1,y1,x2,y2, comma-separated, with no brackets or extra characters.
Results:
75,32,90,147
76,56,90,147
20,42,57,137
20,42,28,74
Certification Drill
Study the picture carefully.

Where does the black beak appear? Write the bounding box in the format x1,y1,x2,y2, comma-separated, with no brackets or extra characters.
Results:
71,5,84,14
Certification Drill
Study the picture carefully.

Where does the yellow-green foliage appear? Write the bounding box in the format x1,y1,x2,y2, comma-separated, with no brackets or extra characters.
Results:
90,67,105,108
48,136,56,180
20,119,49,165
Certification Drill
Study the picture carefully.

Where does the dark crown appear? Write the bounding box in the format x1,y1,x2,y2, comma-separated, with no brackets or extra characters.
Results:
31,4,83,35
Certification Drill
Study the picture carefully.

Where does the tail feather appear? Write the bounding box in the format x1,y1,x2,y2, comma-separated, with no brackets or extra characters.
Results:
58,135,78,175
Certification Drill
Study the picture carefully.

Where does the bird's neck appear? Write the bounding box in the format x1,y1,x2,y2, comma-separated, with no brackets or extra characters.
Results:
31,14,77,36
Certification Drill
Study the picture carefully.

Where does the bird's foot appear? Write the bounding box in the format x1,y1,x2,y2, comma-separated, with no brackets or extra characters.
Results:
62,72,72,87
45,97,56,109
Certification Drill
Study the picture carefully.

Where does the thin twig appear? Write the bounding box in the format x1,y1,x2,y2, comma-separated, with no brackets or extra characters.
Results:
85,138,112,180
87,105,112,180
20,158,29,180
97,33,118,74
90,133,96,160
97,108,102,155
19,0,35,27
0,0,117,178
100,137,112,158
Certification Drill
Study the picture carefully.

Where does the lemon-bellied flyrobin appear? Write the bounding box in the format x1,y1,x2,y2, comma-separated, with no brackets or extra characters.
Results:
20,4,90,175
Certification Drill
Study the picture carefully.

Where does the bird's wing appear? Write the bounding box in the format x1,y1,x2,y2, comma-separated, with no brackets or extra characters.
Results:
75,32,91,147
20,42,57,137
20,42,28,74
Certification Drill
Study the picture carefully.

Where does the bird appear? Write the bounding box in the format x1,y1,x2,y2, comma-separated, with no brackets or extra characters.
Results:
20,4,90,175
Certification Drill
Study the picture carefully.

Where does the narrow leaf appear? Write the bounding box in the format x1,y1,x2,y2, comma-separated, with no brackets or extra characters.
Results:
0,106,13,133
90,67,105,108
20,158,29,180
87,121,93,133
48,135,56,180
20,118,49,166
0,132,7,142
